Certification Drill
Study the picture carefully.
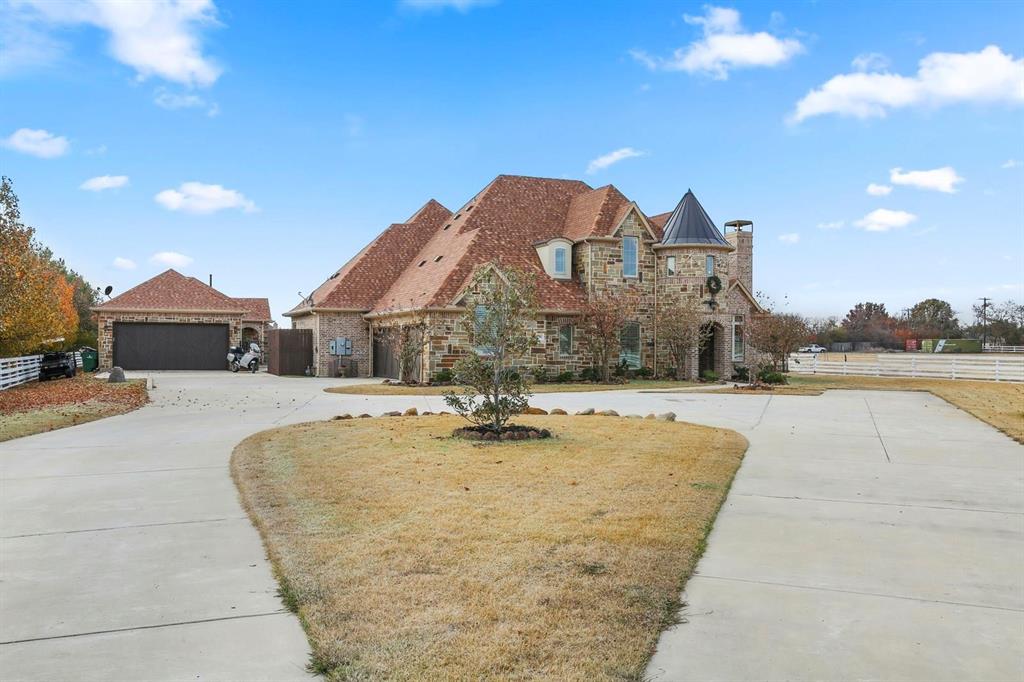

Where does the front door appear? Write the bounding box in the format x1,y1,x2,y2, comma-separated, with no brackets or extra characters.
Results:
698,323,715,376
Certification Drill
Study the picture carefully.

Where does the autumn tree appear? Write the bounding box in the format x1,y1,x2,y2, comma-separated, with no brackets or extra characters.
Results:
747,312,809,373
377,316,430,383
578,288,638,383
841,301,896,347
0,177,78,356
907,298,961,338
656,293,711,379
444,265,537,433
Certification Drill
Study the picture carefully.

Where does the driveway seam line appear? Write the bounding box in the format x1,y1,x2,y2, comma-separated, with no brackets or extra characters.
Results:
693,574,1024,613
2,516,249,539
1,465,227,481
0,610,290,646
863,397,891,462
751,395,772,430
733,492,1023,515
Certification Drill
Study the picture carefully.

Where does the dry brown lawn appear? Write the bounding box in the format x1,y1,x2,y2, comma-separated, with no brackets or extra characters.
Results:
232,414,747,681
0,375,149,442
325,379,696,396
705,374,1024,444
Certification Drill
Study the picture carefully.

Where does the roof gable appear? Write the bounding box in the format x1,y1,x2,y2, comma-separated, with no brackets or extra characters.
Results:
233,297,272,321
95,269,246,313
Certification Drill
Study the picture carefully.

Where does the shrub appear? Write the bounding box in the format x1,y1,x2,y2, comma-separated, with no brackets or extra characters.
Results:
634,366,653,379
731,365,749,382
531,366,549,384
579,366,600,382
554,371,574,383
433,368,453,384
758,368,788,385
701,369,719,382
613,359,629,378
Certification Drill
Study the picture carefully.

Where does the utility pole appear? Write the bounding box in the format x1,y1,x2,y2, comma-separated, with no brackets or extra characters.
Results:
978,297,992,349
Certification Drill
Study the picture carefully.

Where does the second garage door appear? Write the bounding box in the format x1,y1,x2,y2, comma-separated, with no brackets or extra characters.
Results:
113,322,229,370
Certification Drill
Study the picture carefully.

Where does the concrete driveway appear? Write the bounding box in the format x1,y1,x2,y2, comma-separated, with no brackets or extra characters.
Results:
1,374,1021,681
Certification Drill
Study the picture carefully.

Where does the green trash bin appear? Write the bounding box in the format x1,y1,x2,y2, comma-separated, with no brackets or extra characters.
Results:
79,346,98,372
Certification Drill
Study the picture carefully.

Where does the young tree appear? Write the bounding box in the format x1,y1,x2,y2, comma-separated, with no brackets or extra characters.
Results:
656,293,711,379
0,177,79,356
747,312,809,373
578,288,637,383
443,264,538,433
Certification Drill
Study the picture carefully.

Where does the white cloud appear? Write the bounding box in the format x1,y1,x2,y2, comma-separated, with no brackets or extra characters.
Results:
855,208,917,232
154,181,257,214
791,45,1024,123
154,87,219,116
14,0,222,87
80,175,129,191
3,128,69,158
586,147,646,174
889,166,963,193
816,220,844,230
112,256,136,270
0,6,66,76
1002,159,1022,169
851,52,890,72
631,6,804,80
149,251,193,268
778,232,800,243
866,183,892,196
399,0,496,11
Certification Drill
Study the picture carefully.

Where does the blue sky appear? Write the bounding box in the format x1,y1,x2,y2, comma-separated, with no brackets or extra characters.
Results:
2,0,1022,325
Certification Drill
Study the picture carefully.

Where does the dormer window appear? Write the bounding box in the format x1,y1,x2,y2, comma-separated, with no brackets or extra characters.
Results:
553,247,567,276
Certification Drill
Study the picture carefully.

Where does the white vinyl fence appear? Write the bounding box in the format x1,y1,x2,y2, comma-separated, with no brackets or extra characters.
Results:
789,353,1024,383
0,353,82,391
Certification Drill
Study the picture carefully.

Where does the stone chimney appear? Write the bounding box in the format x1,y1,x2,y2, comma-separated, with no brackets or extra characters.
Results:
724,220,753,293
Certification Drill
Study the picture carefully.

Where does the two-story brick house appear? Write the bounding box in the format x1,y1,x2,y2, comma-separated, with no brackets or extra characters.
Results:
286,174,763,380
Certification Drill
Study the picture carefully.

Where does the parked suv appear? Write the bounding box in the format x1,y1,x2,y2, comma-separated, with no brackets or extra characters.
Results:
39,351,76,380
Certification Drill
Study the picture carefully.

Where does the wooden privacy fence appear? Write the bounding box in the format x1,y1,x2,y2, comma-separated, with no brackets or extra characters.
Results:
0,353,83,391
789,353,1024,382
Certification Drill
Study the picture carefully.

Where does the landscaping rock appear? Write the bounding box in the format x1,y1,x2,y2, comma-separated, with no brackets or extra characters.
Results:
656,412,677,422
332,414,352,420
597,409,619,416
421,411,433,416
549,408,567,415
644,413,656,420
384,411,402,417
403,407,418,416
524,406,548,415
625,414,642,419
576,408,595,415
107,366,126,383
358,413,372,418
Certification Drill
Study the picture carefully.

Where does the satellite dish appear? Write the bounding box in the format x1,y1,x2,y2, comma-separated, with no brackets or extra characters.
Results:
103,285,113,296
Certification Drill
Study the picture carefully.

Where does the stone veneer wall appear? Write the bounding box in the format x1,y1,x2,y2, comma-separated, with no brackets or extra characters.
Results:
292,312,370,377
96,311,243,369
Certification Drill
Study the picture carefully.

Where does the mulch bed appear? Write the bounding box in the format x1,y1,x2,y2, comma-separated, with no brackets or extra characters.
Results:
453,423,552,441
0,375,149,415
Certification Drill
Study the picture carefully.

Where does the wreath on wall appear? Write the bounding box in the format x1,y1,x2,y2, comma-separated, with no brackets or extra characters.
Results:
706,275,723,295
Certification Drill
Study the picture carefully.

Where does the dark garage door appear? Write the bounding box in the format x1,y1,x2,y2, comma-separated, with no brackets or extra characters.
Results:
113,322,229,370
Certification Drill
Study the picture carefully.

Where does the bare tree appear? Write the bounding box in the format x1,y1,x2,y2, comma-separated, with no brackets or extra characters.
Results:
579,289,637,383
443,265,538,432
656,294,711,379
747,312,809,373
377,317,429,383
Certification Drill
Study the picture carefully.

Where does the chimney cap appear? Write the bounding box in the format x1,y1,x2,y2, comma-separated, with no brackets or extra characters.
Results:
724,220,753,229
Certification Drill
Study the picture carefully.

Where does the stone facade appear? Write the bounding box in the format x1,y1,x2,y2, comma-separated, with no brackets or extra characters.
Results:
96,311,243,369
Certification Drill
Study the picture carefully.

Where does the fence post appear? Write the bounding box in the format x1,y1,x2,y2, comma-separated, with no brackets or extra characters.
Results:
911,357,917,378
951,358,957,380
812,355,817,375
843,360,847,376
995,358,1000,382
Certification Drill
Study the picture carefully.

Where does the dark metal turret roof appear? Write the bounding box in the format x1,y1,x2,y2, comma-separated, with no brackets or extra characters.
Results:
660,189,731,247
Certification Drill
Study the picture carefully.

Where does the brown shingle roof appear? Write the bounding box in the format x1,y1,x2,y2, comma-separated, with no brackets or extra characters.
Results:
372,175,594,313
288,199,450,314
94,269,247,313
233,297,272,322
562,185,633,241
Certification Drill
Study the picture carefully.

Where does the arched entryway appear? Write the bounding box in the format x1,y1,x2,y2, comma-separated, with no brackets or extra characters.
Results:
698,321,726,378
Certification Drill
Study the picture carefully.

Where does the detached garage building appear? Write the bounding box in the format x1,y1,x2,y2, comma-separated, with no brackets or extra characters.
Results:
93,269,273,371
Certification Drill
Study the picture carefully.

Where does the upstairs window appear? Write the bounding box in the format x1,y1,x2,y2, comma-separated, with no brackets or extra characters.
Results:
666,255,676,276
558,324,573,356
474,305,494,355
619,322,640,368
553,246,568,276
705,255,715,277
622,236,638,278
